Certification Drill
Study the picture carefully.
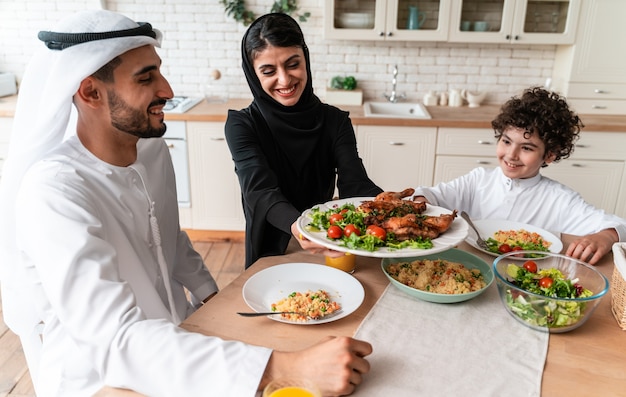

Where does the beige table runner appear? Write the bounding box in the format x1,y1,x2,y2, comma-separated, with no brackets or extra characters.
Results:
353,283,548,397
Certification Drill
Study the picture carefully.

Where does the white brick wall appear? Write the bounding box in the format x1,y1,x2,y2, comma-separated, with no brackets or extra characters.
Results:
0,0,556,105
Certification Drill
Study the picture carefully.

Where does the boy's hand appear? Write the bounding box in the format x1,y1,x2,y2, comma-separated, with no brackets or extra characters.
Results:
565,228,618,265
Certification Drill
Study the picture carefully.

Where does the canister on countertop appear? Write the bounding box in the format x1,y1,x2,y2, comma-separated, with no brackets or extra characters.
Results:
439,91,448,106
448,89,463,107
423,91,438,106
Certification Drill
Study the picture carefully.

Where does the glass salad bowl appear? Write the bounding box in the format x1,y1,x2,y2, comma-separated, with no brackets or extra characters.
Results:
493,251,609,333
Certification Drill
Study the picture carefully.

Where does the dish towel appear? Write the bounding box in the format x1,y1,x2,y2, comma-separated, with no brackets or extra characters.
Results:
612,242,626,277
353,283,548,397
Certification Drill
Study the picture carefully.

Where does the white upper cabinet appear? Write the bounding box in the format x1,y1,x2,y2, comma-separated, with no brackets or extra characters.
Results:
448,0,581,44
552,0,626,86
324,0,452,41
551,0,626,115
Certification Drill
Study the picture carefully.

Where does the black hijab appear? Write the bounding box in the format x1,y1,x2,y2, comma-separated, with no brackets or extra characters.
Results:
240,13,324,173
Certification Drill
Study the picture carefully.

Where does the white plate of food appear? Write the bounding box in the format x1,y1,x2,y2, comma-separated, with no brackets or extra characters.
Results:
242,263,364,324
466,219,563,259
296,197,469,258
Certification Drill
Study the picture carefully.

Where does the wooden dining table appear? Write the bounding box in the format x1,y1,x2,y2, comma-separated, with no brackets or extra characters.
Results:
100,236,625,396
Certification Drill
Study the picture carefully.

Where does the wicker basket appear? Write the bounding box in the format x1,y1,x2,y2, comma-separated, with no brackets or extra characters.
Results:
611,265,626,330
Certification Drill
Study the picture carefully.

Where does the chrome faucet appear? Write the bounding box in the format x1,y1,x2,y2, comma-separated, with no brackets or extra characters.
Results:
384,65,406,103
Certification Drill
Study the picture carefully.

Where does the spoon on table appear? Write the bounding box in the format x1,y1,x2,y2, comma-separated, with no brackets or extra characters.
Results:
460,211,489,250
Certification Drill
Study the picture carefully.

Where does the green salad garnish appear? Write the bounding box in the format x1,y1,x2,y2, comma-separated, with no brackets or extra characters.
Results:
503,263,593,328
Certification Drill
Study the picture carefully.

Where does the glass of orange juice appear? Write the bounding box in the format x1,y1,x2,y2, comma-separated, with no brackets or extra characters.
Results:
262,378,321,397
324,252,356,273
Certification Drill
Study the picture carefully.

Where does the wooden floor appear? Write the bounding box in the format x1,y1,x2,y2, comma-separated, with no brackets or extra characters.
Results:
0,231,245,397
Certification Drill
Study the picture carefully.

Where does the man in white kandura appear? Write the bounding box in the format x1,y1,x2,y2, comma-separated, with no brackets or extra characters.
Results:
0,10,371,397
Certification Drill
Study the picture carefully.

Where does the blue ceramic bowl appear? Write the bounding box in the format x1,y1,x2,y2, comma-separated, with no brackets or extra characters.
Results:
381,248,493,303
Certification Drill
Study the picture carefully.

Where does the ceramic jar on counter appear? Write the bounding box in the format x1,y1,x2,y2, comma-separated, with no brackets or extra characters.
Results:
448,89,463,107
423,91,439,106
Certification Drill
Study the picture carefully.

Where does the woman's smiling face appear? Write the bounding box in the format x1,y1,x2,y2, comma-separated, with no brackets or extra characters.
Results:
252,45,307,107
496,126,556,179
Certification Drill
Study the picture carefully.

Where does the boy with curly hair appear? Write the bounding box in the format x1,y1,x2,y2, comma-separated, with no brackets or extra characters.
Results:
413,86,626,265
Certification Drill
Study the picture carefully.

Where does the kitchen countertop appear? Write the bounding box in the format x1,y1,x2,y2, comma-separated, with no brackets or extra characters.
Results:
2,95,626,131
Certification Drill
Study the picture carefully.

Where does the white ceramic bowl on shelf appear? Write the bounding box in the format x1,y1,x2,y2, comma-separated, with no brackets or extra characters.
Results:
336,12,374,29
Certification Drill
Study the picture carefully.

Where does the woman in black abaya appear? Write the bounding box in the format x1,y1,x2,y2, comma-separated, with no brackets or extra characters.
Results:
225,13,382,269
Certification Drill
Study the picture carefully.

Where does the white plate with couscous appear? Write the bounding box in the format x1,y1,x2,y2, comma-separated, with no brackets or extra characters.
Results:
466,219,563,260
242,263,365,324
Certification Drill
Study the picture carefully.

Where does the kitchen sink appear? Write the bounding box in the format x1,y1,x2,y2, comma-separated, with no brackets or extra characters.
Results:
363,101,432,119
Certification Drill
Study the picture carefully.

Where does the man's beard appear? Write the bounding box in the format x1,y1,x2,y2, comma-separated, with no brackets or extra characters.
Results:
107,90,167,139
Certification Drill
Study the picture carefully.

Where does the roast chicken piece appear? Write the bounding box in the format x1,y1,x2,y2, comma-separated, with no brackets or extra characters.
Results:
380,211,458,241
359,199,427,219
357,188,458,241
422,210,458,234
358,188,426,222
374,188,415,201
381,214,440,241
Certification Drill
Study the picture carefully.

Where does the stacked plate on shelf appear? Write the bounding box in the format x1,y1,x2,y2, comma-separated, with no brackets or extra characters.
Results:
335,12,374,29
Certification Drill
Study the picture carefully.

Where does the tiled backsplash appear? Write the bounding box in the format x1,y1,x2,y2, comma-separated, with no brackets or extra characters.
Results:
0,0,556,106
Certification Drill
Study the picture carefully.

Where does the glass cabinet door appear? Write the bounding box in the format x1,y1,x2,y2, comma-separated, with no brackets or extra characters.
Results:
386,0,451,41
448,0,580,44
511,0,580,44
324,0,451,41
324,0,385,40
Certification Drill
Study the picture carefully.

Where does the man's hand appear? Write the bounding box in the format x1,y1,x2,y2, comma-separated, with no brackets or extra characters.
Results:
261,336,373,396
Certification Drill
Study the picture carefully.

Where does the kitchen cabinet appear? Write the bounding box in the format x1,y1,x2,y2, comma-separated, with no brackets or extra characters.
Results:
0,117,13,180
324,0,451,41
163,121,190,208
433,127,497,183
552,0,626,115
541,131,626,219
185,121,245,231
448,0,580,44
356,125,437,191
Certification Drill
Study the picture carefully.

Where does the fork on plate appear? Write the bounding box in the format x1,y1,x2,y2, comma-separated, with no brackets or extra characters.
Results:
237,310,343,320
460,211,489,250
237,311,304,317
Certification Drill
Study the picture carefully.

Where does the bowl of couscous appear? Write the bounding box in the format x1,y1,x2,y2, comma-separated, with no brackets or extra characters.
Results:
381,248,493,303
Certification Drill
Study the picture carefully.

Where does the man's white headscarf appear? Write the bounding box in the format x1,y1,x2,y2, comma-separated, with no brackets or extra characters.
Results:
0,9,161,332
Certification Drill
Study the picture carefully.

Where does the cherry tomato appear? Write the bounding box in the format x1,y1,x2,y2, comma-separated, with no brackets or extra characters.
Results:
511,246,525,257
366,225,387,240
328,213,344,225
327,225,343,239
498,244,512,254
343,224,361,237
523,260,538,273
539,276,554,289
340,208,349,214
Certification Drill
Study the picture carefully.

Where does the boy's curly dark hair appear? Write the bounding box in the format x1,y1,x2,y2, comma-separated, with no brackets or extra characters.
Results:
491,87,584,165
